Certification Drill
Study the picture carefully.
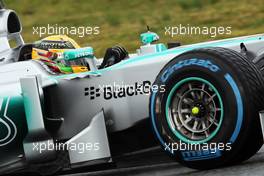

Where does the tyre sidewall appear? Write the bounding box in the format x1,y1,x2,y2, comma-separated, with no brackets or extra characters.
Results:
151,51,256,168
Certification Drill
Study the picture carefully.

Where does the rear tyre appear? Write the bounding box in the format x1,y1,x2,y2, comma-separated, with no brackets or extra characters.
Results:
150,47,264,169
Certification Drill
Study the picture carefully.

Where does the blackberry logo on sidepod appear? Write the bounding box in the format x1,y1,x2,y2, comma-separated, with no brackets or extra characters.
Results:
84,81,165,100
84,86,100,100
102,81,150,100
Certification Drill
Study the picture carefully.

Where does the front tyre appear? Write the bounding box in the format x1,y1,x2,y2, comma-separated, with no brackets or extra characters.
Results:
150,47,264,169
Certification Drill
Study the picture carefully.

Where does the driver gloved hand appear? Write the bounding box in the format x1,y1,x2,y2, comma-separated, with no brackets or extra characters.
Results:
99,45,128,69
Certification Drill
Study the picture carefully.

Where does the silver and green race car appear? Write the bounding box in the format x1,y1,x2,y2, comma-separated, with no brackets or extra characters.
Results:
1,2,264,175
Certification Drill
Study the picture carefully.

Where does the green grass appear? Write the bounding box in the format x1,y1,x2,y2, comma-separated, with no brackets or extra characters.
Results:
6,0,264,57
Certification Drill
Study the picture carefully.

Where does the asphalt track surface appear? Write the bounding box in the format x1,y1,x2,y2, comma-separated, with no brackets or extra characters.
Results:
60,146,264,176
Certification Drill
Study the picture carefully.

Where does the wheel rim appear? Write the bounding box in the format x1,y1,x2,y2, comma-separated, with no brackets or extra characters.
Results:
165,77,224,144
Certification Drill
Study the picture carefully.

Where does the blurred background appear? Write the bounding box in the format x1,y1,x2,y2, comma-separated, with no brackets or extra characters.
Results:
6,0,264,57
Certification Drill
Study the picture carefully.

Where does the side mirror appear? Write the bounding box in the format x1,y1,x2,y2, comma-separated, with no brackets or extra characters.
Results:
0,9,24,44
0,8,24,64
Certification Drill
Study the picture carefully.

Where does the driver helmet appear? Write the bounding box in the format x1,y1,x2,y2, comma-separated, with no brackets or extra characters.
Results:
32,35,80,60
32,35,88,74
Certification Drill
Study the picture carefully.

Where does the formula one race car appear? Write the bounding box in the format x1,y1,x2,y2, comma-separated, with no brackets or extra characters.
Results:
2,3,264,176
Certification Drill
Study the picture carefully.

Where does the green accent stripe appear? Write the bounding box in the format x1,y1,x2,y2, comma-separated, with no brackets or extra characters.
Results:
49,35,263,80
